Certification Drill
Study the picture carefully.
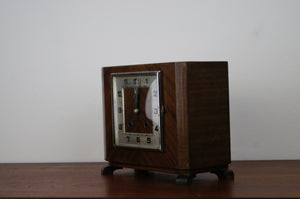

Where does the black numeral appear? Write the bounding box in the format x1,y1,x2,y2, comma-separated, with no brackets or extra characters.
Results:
133,78,139,85
118,107,122,113
155,125,159,132
124,79,128,86
145,78,148,84
153,90,158,97
147,137,151,144
153,108,158,114
118,124,123,130
117,91,122,97
136,137,140,143
126,136,130,142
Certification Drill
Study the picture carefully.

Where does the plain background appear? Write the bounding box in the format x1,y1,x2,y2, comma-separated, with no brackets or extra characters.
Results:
0,0,299,163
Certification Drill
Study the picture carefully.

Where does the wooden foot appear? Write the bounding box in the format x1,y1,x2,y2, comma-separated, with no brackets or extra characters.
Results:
211,168,234,180
134,169,149,175
176,174,195,185
101,165,122,175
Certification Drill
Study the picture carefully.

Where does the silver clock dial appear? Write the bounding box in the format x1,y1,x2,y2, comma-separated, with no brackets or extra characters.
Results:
111,71,162,150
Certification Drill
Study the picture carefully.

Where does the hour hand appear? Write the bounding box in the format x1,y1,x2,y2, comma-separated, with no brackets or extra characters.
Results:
133,87,139,114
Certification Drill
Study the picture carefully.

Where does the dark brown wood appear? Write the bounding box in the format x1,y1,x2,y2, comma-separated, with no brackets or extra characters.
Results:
102,62,231,176
186,62,231,169
175,62,190,170
1,161,300,198
124,87,153,134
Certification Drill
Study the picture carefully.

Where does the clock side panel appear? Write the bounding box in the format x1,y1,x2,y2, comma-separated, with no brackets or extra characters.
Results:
102,67,114,161
102,63,179,170
186,62,231,169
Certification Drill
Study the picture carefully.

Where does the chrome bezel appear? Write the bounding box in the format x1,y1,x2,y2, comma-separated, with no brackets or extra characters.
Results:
110,71,163,151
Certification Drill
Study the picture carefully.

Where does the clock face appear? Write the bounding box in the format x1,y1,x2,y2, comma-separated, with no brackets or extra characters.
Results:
111,71,162,150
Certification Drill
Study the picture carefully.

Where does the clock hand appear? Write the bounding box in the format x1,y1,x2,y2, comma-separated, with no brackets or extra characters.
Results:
133,87,139,114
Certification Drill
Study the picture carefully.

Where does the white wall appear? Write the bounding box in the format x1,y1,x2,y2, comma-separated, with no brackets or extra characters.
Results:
0,0,299,163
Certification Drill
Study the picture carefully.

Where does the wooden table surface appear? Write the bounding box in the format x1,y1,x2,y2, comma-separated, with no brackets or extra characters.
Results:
0,160,299,198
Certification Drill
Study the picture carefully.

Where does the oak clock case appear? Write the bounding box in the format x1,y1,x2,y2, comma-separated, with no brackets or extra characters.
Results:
102,62,234,185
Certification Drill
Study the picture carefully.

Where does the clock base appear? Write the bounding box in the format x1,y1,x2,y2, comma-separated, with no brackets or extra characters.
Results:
101,164,234,185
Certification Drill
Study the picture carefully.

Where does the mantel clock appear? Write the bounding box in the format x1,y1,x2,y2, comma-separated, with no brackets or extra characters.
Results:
101,62,234,184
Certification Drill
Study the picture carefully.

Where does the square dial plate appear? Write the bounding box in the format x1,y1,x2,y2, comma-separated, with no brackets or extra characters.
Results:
111,71,162,150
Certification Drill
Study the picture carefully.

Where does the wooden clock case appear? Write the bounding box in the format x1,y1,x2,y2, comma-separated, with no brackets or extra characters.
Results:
102,62,233,184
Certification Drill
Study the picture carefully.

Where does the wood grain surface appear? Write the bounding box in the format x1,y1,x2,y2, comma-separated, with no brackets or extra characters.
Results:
0,161,300,198
186,62,231,169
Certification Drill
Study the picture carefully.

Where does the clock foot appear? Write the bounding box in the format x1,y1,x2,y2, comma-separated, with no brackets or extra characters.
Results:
211,168,234,180
101,165,123,175
134,169,149,175
176,174,196,185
